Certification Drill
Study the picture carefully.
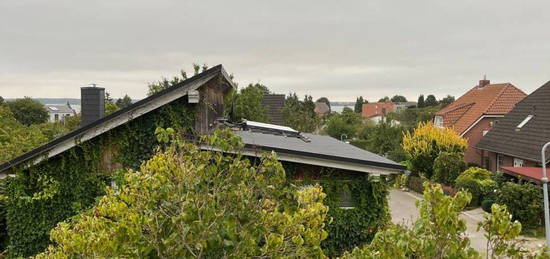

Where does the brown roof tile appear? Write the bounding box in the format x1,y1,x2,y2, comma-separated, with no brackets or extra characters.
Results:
435,83,526,135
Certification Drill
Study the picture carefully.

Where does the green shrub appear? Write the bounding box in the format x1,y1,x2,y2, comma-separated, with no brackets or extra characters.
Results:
432,152,466,186
455,167,495,206
496,182,543,229
481,199,494,213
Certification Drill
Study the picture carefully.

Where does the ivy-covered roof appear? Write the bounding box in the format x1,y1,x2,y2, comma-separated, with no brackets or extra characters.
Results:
0,64,235,174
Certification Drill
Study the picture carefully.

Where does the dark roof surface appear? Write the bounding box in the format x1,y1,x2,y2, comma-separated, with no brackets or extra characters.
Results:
235,130,405,170
476,81,550,163
261,94,285,125
0,65,234,173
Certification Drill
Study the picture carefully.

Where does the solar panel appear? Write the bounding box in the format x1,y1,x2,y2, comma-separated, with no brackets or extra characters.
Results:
49,107,59,111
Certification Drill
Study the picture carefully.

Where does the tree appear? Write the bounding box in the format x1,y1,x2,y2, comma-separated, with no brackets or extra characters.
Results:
396,106,440,129
354,122,408,162
0,96,4,106
115,94,133,108
354,96,364,113
316,97,331,112
34,129,328,258
425,94,439,107
402,122,467,178
378,96,390,102
6,97,48,125
417,95,425,108
0,106,48,164
282,94,320,133
439,95,455,108
232,83,270,122
324,108,363,140
390,95,407,103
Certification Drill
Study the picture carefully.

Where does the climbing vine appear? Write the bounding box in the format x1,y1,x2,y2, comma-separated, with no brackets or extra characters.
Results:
284,164,391,257
6,97,196,257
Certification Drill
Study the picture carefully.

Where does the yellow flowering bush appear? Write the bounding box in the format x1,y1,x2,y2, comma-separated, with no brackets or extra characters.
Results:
402,122,467,178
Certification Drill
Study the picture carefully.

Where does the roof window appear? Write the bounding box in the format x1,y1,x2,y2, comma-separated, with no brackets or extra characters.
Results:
516,115,533,129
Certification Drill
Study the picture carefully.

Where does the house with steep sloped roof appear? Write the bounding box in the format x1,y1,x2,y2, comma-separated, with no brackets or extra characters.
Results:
434,77,526,166
476,81,550,174
1,65,404,257
44,104,75,122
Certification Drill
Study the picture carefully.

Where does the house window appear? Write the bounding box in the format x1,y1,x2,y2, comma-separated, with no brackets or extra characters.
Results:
338,188,354,209
434,116,444,128
482,130,489,136
54,114,59,122
496,154,502,172
513,158,524,167
516,115,533,129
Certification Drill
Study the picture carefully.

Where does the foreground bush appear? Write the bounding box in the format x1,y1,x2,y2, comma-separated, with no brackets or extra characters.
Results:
455,167,495,206
339,183,546,259
496,182,543,229
34,129,329,258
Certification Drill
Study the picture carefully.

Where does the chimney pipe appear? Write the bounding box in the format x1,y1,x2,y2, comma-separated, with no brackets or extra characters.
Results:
478,75,490,88
81,85,105,126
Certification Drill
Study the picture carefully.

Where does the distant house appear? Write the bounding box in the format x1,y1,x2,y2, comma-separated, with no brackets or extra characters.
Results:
44,104,75,122
476,81,550,175
362,101,416,123
314,102,330,117
434,78,526,166
261,94,285,125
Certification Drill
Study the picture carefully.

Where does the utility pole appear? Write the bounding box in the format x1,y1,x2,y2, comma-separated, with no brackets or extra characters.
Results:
541,142,550,248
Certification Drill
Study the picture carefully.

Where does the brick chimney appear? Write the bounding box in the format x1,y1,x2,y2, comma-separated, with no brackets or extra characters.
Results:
81,84,105,126
478,75,490,88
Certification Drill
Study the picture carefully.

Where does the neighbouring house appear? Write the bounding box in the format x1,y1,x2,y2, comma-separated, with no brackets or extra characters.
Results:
433,78,527,166
44,104,75,122
314,102,330,117
362,101,416,123
476,81,550,176
0,65,404,257
261,94,285,125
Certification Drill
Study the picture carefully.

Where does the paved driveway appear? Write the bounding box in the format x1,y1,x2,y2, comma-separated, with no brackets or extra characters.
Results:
388,188,545,253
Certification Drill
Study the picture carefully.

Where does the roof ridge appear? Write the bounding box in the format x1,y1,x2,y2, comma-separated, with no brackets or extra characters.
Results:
485,83,524,114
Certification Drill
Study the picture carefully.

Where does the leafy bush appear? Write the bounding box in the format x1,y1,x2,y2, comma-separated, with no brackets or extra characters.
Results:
402,122,467,178
34,129,329,258
432,151,466,186
496,182,543,229
481,199,494,213
455,167,495,206
324,108,363,139
406,175,426,194
339,184,541,259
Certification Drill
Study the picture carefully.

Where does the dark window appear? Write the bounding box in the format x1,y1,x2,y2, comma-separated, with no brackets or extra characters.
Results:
338,189,354,209
54,114,59,122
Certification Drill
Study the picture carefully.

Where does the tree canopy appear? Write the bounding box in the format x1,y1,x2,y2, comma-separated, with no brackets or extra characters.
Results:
324,107,363,140
232,83,270,122
283,94,320,133
425,94,439,107
354,96,365,113
417,95,425,108
378,96,390,102
115,94,133,108
390,95,407,102
6,97,48,125
316,97,331,112
439,95,455,108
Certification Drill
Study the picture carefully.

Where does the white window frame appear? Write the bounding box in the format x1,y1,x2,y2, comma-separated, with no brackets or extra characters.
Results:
513,158,524,167
434,116,444,128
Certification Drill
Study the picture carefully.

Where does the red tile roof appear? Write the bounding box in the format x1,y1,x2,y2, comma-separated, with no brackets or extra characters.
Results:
501,166,550,184
435,83,526,135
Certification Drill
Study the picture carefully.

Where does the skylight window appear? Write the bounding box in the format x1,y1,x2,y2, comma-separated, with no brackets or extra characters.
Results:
49,107,59,111
516,115,533,129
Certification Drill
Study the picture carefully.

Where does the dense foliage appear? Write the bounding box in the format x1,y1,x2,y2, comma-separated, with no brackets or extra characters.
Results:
6,98,195,257
282,93,319,133
35,129,329,258
232,83,270,122
354,96,366,113
402,122,467,178
339,183,543,259
455,167,496,207
324,108,363,139
432,151,467,186
5,97,49,125
0,107,48,164
496,182,543,229
353,121,407,162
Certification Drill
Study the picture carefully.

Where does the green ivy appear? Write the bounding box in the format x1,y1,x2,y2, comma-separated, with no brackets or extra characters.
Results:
6,97,196,257
284,165,390,257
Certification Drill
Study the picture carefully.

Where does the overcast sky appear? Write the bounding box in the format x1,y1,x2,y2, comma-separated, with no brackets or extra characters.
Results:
1,0,549,101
